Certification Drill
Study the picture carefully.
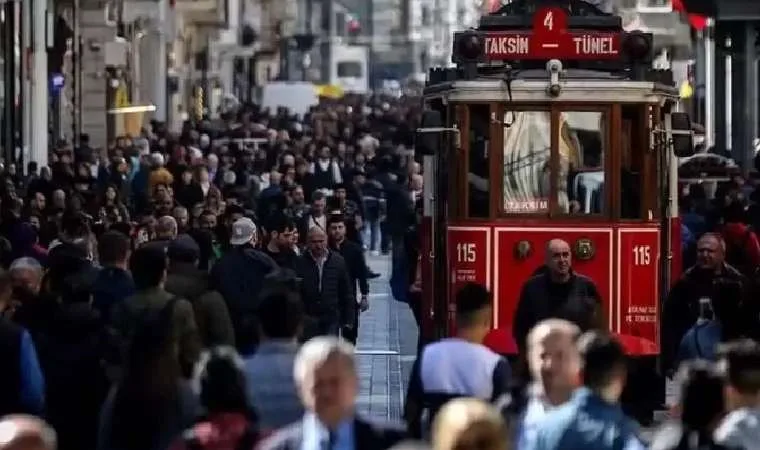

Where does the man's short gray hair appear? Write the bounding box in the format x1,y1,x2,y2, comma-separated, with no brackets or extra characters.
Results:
294,336,355,386
156,216,178,236
9,257,42,274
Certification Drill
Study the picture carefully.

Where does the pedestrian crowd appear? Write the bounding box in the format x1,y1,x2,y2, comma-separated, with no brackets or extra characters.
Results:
3,90,760,450
0,94,429,450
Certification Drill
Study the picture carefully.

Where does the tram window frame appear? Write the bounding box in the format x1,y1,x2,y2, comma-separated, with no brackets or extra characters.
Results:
465,103,493,219
498,107,553,216
493,104,612,220
619,104,653,221
553,107,611,218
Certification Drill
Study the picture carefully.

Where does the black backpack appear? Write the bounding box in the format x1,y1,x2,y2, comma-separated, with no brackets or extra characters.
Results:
104,296,179,382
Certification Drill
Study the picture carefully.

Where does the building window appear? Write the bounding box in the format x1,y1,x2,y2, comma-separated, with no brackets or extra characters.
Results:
335,11,346,36
421,6,431,26
337,61,362,77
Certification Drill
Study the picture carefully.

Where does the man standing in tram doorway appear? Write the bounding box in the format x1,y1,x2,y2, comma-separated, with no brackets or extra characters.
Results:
512,239,604,356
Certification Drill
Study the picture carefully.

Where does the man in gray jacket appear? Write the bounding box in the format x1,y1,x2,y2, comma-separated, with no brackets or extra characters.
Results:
244,290,304,431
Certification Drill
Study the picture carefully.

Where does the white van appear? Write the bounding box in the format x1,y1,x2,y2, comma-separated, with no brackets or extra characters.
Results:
260,82,319,116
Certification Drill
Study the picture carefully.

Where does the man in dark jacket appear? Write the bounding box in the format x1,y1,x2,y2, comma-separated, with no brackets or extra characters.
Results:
295,227,354,340
211,217,278,354
166,234,235,347
263,214,298,270
661,232,751,373
385,174,419,303
91,231,134,322
142,215,177,252
513,239,603,355
110,246,201,376
0,267,44,416
328,214,369,344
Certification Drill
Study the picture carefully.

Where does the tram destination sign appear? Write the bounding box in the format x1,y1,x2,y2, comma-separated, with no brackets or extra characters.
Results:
483,31,621,60
481,6,622,61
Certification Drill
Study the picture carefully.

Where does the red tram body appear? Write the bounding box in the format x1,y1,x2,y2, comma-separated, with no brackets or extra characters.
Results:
416,0,695,415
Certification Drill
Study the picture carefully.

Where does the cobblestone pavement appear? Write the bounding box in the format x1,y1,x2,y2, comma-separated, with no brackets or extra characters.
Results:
355,254,418,422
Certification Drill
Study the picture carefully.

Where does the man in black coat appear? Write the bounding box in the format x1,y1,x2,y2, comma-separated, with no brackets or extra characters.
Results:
295,227,354,340
259,336,406,450
513,238,603,355
661,232,751,374
327,214,369,344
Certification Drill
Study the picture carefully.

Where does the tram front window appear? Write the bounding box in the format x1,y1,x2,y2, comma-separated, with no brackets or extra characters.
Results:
468,105,490,218
560,111,606,215
502,111,551,214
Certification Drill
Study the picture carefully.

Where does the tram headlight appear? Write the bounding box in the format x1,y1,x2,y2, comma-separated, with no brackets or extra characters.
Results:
623,32,653,63
453,31,483,64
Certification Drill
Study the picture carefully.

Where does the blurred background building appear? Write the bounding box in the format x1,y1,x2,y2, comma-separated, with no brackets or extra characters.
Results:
14,0,760,175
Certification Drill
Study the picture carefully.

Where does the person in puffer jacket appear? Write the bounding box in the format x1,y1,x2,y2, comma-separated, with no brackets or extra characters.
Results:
210,218,278,355
713,339,760,449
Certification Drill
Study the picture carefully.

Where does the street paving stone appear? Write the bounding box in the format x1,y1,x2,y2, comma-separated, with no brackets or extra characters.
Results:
355,254,418,422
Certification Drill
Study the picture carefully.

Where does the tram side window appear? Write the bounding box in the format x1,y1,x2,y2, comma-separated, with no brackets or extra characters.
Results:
468,105,490,218
620,106,644,219
502,111,551,214
559,111,606,215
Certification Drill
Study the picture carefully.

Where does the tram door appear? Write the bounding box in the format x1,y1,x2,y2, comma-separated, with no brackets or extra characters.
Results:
418,100,459,342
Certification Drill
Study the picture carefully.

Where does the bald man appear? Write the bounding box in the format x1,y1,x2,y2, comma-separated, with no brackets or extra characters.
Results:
294,227,354,340
513,239,602,354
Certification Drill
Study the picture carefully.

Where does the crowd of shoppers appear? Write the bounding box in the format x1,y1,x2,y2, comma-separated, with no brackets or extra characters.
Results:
3,90,760,450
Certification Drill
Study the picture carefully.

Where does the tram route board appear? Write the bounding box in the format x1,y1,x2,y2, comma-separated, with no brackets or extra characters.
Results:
481,6,622,61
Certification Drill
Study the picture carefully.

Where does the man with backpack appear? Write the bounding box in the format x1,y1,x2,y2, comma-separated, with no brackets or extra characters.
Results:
662,233,752,374
110,245,201,378
165,234,234,348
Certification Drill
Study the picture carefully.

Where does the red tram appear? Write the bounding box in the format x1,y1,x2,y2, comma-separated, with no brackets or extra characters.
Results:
415,0,696,415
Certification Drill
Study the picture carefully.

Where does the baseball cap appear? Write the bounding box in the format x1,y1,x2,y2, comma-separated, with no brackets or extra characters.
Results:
230,218,257,246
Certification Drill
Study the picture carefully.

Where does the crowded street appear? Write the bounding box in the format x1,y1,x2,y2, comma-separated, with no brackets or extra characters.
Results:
4,0,760,448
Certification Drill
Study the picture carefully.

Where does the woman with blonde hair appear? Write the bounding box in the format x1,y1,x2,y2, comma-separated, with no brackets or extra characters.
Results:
432,398,509,450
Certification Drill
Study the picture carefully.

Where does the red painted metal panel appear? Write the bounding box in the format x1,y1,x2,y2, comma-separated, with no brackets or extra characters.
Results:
447,227,492,335
493,227,614,333
618,228,661,352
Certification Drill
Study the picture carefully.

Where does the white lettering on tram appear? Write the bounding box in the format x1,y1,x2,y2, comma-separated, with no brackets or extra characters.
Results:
572,35,618,55
485,35,530,56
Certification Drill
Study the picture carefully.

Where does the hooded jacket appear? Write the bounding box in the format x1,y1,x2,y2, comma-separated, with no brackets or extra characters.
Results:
165,262,234,347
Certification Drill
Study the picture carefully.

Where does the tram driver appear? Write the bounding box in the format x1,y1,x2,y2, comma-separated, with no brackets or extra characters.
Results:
512,238,603,356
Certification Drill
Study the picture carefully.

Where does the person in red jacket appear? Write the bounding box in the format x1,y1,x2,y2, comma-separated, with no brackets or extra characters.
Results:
721,201,760,275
